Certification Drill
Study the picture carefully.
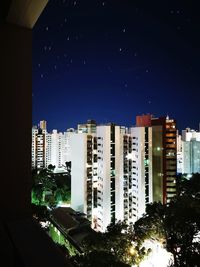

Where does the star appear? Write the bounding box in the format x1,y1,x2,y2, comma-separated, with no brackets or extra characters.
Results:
102,2,105,6
64,18,67,23
38,63,41,67
67,36,70,41
124,83,128,88
40,74,44,78
46,26,49,31
83,60,86,65
48,46,52,51
123,28,126,33
119,47,122,52
44,46,47,51
74,1,77,6
54,65,57,70
145,69,149,73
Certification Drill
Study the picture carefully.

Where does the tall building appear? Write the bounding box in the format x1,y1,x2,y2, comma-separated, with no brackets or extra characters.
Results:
94,124,124,232
32,127,47,169
71,122,153,231
177,131,183,174
135,114,177,204
32,122,74,170
71,132,97,221
129,126,153,220
182,128,200,174
40,120,47,130
151,116,177,204
78,119,97,133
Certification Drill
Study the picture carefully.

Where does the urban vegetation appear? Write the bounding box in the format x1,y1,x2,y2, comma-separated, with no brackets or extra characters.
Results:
31,163,71,207
31,172,200,267
72,173,200,267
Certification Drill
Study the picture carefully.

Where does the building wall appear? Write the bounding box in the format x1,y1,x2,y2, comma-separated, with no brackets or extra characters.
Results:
1,22,31,218
71,134,87,213
130,127,153,221
152,125,163,203
152,117,177,204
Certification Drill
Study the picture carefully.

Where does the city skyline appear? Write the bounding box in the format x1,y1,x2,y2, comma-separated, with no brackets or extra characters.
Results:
33,2,200,132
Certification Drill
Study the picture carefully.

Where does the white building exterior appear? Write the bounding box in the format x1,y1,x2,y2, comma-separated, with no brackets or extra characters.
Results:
32,127,47,169
182,128,200,174
129,127,153,220
177,132,183,174
70,133,97,221
94,125,124,232
32,122,75,171
70,123,153,232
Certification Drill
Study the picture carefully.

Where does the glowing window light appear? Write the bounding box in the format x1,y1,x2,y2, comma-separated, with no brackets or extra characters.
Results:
138,239,173,267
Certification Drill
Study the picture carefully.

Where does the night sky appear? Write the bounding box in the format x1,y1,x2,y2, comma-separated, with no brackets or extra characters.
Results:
33,1,200,132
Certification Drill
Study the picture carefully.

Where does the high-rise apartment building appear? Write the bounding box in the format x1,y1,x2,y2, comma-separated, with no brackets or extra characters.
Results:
32,126,47,169
71,133,97,221
71,121,154,231
151,116,177,204
135,114,177,204
77,119,97,133
177,132,183,174
129,126,153,220
94,124,124,232
40,120,47,130
182,128,200,174
32,121,75,170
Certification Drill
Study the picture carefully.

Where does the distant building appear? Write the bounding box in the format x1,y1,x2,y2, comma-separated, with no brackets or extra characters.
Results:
182,128,200,174
32,122,75,170
77,119,97,133
40,120,47,130
136,115,177,204
151,116,177,204
32,126,47,169
177,131,183,174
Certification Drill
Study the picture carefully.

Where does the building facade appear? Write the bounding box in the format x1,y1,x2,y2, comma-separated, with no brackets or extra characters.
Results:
182,128,200,174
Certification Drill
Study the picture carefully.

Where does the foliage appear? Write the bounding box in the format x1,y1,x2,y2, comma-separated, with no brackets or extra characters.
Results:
31,203,48,221
31,166,71,207
80,221,149,266
134,173,200,267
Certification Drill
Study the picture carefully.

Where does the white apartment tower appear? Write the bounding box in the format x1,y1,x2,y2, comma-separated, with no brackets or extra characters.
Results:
182,128,200,174
71,133,97,221
94,124,124,232
32,127,47,169
129,127,153,221
70,122,153,232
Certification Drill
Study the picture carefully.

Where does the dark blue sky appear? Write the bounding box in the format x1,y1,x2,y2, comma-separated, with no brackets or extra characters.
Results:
33,1,200,132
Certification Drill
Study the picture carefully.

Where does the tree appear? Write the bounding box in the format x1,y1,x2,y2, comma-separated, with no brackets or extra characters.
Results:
81,221,149,266
134,173,200,267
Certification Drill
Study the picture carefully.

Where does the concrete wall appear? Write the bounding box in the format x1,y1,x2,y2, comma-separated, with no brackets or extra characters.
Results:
0,23,32,219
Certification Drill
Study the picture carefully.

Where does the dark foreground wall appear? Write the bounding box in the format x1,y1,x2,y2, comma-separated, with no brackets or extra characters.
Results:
0,23,32,219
